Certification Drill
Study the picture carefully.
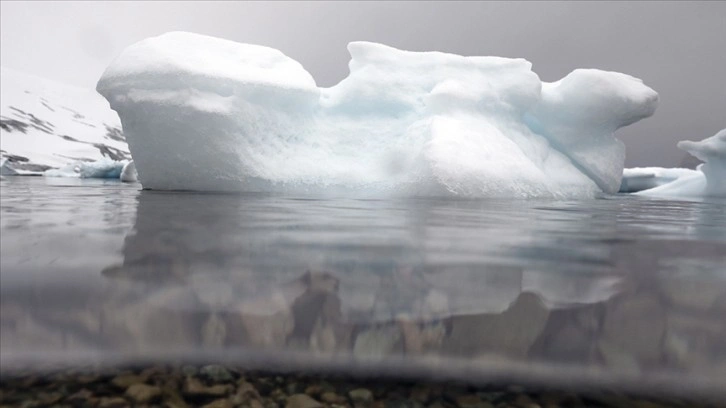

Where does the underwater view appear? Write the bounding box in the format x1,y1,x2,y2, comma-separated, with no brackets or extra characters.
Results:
2,177,725,403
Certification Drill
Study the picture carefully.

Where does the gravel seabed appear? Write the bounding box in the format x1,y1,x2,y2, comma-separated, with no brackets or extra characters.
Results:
0,364,722,408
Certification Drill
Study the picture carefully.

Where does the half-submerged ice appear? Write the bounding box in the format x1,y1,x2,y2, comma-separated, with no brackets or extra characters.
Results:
97,32,659,197
635,129,726,198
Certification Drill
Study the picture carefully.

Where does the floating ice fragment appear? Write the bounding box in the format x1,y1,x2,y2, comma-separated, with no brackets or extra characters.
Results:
635,129,726,198
0,158,18,176
120,160,138,182
619,167,700,193
44,158,129,179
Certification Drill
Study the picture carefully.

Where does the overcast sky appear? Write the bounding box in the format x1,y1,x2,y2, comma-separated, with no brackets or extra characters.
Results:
1,1,724,167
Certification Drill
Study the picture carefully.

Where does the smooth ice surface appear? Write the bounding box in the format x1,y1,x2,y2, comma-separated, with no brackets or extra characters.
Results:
0,67,130,173
636,129,726,198
98,32,658,197
2,177,726,399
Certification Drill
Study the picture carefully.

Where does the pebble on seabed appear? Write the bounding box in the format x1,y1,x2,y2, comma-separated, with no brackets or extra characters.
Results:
0,365,719,408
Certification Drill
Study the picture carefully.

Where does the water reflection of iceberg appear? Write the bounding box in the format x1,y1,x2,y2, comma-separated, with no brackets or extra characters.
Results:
109,192,626,320
96,193,726,385
94,191,638,363
3,191,726,398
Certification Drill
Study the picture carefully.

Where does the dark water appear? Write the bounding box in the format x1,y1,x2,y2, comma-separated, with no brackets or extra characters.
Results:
1,177,726,398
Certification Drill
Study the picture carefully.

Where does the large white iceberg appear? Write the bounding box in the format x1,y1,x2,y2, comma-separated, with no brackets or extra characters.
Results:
97,32,658,197
635,129,726,198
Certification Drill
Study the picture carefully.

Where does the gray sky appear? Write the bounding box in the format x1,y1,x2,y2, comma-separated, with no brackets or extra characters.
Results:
2,1,724,167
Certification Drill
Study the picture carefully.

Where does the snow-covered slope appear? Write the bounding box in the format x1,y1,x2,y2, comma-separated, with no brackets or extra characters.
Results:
0,67,130,174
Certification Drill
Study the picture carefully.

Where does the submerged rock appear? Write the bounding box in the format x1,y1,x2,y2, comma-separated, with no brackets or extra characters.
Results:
286,393,323,408
125,383,161,403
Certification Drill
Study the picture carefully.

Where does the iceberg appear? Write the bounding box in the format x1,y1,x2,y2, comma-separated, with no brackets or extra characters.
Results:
120,160,138,182
635,129,726,198
0,156,44,176
97,32,658,197
619,167,700,193
0,157,18,176
44,158,130,179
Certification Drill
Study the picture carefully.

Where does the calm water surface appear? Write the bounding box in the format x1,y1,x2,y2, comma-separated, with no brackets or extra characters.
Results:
1,177,725,398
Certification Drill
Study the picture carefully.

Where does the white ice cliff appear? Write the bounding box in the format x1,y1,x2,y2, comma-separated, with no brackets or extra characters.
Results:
635,129,726,198
97,32,659,197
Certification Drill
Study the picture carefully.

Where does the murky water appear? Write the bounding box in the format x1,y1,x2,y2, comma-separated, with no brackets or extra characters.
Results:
1,177,725,398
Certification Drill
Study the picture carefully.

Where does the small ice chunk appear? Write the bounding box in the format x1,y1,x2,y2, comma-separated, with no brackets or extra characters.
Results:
45,159,128,179
678,129,726,196
619,167,699,193
636,129,726,198
0,158,18,176
120,160,137,182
